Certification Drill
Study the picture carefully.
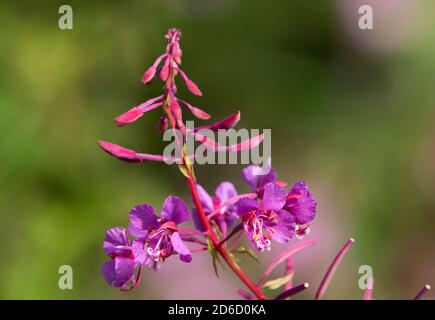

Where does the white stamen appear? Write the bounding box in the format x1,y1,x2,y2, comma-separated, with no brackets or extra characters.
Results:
147,247,154,256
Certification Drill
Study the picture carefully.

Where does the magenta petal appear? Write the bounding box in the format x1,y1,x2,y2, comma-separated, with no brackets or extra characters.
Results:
191,208,206,232
103,227,131,255
285,181,317,225
272,211,295,243
242,164,277,192
215,182,237,204
98,141,142,162
132,239,148,264
195,184,214,212
161,195,189,225
102,256,135,288
234,198,259,215
263,183,286,212
171,231,192,262
128,204,159,238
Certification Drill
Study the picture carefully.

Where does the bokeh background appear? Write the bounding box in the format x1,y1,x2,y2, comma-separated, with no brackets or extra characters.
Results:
0,0,434,299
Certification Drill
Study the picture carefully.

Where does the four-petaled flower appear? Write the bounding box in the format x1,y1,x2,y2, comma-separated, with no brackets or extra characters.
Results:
99,27,319,294
192,182,239,236
102,227,136,289
130,196,192,270
235,183,295,252
283,181,317,239
242,163,278,194
101,164,317,290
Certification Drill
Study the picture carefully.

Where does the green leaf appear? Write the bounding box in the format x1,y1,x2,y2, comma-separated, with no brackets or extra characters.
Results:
177,164,189,178
262,273,294,290
183,145,195,178
231,246,259,263
208,239,224,278
210,220,222,238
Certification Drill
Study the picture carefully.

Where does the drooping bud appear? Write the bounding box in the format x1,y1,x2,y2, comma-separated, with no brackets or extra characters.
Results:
172,42,182,65
98,141,142,162
114,97,163,126
208,111,240,130
228,133,264,152
160,57,171,81
178,99,210,120
141,66,156,84
191,131,264,153
141,54,167,84
185,79,202,96
170,97,183,124
114,107,143,127
177,68,203,96
98,141,167,162
157,114,169,133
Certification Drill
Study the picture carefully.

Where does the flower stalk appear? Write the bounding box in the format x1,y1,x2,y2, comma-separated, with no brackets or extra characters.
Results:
186,175,266,299
100,27,317,300
315,238,355,300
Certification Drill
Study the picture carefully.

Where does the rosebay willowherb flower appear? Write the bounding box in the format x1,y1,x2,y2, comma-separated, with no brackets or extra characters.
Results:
98,28,430,300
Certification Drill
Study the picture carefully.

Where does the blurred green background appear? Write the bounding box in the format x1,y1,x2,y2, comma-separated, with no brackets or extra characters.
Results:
0,0,434,299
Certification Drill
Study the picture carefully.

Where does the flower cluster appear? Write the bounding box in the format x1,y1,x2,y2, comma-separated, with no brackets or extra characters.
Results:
98,28,261,164
102,196,192,289
99,28,317,299
98,28,432,301
102,162,316,289
195,164,317,252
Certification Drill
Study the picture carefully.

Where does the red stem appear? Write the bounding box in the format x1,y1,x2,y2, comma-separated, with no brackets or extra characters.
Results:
186,176,266,300
162,56,265,300
315,238,355,300
273,283,309,300
414,285,431,300
159,46,266,300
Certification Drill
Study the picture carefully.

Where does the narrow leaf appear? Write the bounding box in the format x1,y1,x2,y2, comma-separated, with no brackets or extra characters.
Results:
262,274,294,290
232,246,259,263
207,239,224,278
315,238,355,300
257,239,316,286
274,283,309,300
